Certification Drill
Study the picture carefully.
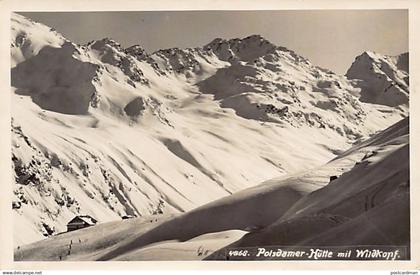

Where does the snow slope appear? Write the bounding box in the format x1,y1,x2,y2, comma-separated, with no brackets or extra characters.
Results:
15,117,409,261
10,13,409,246
217,118,409,253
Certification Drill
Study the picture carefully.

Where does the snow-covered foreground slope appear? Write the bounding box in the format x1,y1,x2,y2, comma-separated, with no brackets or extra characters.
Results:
213,118,409,255
11,13,408,247
15,117,409,261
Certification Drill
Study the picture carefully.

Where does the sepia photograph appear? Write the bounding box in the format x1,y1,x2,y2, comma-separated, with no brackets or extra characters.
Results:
1,1,418,272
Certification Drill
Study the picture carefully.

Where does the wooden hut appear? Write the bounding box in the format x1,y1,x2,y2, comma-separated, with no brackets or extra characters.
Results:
67,215,97,232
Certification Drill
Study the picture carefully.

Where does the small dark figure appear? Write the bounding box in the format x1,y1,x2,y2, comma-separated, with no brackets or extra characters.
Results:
329,175,338,182
364,195,370,211
59,255,62,260
68,250,71,255
70,240,72,244
197,246,204,256
79,239,81,243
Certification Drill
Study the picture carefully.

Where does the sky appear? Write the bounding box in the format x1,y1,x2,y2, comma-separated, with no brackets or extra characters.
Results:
18,10,408,75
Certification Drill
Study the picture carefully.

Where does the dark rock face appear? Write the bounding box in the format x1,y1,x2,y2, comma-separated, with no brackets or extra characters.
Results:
12,42,99,115
124,97,145,117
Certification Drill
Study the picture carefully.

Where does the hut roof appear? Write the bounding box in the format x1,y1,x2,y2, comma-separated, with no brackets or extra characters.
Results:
68,215,97,226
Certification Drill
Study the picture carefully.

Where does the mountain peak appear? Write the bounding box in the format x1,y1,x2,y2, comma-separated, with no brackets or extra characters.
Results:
242,34,271,42
205,34,274,47
203,34,277,62
125,44,148,61
346,51,409,107
361,50,377,56
355,51,383,62
11,12,67,67
88,37,123,52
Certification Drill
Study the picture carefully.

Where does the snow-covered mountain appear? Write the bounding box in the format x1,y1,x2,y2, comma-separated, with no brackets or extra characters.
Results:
15,116,409,260
346,51,409,107
10,13,408,246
